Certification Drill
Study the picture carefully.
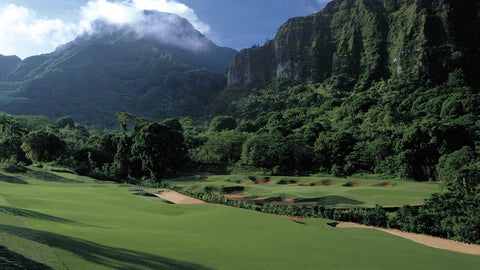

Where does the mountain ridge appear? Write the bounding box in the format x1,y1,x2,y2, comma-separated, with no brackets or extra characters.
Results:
0,55,21,81
227,0,480,89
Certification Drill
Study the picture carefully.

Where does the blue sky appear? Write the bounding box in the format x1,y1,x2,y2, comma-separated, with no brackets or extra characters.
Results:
177,0,329,49
0,0,330,58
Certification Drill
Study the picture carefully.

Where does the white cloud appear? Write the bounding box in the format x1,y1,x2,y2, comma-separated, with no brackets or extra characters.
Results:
0,0,210,59
132,0,210,34
0,4,77,58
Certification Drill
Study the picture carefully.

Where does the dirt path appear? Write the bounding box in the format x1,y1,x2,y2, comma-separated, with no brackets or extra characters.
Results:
154,190,207,205
335,222,480,256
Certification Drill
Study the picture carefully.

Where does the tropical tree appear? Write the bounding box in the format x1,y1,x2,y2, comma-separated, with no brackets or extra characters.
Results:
21,131,66,163
131,122,186,181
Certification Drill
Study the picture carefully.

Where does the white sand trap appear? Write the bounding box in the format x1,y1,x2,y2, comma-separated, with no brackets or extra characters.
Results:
336,222,480,256
154,190,207,205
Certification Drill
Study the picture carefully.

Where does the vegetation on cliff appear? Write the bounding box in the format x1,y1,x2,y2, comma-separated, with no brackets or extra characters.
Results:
228,0,480,89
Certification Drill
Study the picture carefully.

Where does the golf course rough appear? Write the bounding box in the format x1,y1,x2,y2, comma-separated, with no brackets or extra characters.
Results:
0,169,479,269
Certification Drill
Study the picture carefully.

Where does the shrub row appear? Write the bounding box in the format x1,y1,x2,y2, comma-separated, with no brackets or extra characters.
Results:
171,187,389,227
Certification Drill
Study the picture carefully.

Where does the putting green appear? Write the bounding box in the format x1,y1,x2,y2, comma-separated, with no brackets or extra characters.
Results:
165,175,441,207
0,169,478,269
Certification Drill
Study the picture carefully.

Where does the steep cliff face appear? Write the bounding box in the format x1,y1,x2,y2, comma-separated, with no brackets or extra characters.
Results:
228,0,480,87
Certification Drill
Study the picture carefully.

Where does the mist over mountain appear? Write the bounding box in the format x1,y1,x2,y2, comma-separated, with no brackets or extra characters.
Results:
0,10,236,126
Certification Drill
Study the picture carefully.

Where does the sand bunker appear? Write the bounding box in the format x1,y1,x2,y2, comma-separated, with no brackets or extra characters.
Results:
295,202,318,206
271,199,296,206
154,190,207,205
375,184,393,187
254,181,271,185
223,194,268,201
334,222,480,256
224,194,247,200
281,215,304,221
243,197,268,201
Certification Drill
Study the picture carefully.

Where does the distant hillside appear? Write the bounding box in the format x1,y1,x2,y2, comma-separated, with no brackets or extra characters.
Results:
0,11,236,126
0,55,21,81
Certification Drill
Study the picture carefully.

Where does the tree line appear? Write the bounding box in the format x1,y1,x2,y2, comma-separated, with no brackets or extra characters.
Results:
0,113,186,185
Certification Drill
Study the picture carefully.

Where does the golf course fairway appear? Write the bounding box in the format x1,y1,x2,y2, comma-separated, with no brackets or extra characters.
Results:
0,169,479,269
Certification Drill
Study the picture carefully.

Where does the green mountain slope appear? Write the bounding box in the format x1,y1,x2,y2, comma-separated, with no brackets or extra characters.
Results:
0,55,21,81
0,11,236,126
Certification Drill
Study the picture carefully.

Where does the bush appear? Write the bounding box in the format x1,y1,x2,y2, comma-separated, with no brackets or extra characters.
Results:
21,131,66,163
321,179,332,185
210,116,237,132
222,186,245,194
277,179,296,185
342,181,357,187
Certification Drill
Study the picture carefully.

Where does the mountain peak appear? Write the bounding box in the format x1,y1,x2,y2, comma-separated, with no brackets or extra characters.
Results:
64,10,214,53
0,54,21,80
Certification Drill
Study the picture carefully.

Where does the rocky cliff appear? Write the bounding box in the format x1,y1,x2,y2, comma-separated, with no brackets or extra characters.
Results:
228,0,480,88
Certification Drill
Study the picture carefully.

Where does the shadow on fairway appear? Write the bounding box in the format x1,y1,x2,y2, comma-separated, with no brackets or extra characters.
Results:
1,166,83,184
296,195,364,206
0,245,52,269
0,206,108,229
0,173,28,184
24,170,84,183
0,224,213,270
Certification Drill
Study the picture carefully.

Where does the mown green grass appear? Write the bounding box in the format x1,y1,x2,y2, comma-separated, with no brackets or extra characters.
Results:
165,175,441,207
0,169,478,269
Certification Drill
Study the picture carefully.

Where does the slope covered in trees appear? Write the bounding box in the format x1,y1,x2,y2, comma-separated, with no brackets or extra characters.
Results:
0,55,21,81
0,11,236,126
